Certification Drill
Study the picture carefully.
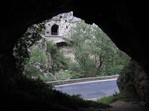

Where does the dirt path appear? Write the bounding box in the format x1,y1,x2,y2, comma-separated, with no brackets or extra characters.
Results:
103,101,146,111
85,101,147,111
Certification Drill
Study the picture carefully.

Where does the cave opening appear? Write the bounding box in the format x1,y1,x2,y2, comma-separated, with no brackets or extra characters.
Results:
1,1,149,110
13,12,131,102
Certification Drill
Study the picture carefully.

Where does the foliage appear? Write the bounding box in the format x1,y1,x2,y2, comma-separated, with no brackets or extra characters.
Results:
23,45,48,80
53,70,73,80
46,41,69,72
98,90,140,104
117,60,141,102
14,19,130,81
13,23,45,73
11,17,115,111
66,63,83,78
29,45,48,64
98,95,118,104
22,39,71,81
65,20,130,77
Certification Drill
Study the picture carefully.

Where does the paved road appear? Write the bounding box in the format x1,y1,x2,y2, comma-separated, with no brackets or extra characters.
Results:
54,78,119,101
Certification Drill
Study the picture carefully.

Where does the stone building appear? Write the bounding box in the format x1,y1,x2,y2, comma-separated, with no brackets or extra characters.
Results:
44,11,80,44
37,11,80,62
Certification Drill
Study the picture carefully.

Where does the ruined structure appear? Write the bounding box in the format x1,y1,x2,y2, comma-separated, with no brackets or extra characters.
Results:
44,11,80,44
39,11,80,62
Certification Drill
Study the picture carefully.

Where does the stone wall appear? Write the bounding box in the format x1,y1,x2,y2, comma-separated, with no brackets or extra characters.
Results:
59,47,75,62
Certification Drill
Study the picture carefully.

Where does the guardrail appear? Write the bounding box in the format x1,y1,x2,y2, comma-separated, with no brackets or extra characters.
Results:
46,74,119,86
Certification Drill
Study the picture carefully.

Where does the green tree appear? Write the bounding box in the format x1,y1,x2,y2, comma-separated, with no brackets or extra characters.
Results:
22,39,70,81
13,23,45,73
24,45,48,79
65,20,130,77
46,41,69,73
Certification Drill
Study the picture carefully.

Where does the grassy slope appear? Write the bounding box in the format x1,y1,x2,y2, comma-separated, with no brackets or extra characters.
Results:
98,91,140,105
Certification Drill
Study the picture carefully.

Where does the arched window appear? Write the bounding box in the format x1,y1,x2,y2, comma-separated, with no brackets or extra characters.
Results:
51,24,59,35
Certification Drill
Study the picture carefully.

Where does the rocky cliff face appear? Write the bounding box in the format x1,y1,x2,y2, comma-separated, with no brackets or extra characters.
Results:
117,60,149,103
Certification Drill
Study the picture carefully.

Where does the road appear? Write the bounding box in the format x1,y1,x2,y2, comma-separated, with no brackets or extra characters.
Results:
54,78,119,101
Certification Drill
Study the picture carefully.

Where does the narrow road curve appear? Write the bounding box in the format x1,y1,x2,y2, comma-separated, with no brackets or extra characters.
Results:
54,78,119,100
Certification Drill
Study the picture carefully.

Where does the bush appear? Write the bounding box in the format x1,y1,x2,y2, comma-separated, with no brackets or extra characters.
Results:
23,45,48,80
98,95,118,104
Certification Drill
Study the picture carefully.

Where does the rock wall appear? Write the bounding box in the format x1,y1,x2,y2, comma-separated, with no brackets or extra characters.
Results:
59,47,75,62
117,60,149,103
1,0,149,105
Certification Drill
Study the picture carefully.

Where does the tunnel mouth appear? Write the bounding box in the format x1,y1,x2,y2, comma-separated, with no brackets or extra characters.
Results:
13,11,131,102
56,42,68,47
1,1,149,110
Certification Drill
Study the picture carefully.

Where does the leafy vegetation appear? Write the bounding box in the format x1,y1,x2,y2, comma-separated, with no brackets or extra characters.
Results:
98,90,140,104
24,45,48,80
98,95,118,104
13,23,44,73
23,40,70,81
11,15,133,111
14,20,130,81
116,61,141,102
65,20,130,78
11,21,111,111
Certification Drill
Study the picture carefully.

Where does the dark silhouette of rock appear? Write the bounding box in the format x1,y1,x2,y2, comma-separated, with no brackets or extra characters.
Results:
0,0,149,109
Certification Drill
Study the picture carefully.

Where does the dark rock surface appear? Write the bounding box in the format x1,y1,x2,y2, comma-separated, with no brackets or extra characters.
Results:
0,0,149,107
117,60,149,103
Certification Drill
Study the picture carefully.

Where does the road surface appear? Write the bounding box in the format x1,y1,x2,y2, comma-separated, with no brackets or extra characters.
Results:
54,78,119,101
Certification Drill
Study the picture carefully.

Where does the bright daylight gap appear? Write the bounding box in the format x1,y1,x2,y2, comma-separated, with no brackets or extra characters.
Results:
13,11,130,102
